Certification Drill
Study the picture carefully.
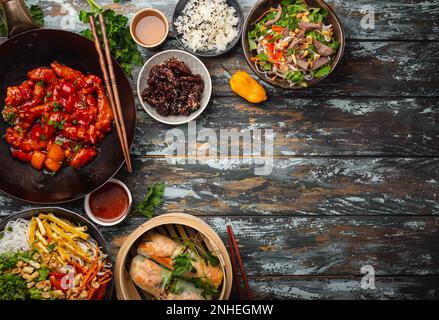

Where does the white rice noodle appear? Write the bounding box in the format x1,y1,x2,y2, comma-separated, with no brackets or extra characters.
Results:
174,0,239,52
0,219,31,254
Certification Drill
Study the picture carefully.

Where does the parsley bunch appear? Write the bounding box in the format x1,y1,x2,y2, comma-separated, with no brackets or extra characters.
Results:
79,0,143,78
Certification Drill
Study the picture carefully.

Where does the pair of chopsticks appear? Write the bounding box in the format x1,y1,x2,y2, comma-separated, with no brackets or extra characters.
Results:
88,14,132,173
227,225,253,300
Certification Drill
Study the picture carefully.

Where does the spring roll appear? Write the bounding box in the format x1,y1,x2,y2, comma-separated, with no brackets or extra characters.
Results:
137,232,183,268
130,255,173,299
137,232,223,288
166,279,207,300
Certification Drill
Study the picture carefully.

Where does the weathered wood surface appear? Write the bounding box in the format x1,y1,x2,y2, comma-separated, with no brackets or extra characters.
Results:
132,97,439,157
248,276,439,299
1,157,437,217
0,0,437,299
35,0,439,40
101,215,439,276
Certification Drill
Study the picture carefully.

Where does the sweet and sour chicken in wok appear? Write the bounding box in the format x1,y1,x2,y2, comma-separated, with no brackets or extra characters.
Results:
2,62,113,173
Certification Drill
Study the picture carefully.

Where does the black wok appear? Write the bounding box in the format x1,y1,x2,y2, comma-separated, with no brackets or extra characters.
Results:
0,0,136,204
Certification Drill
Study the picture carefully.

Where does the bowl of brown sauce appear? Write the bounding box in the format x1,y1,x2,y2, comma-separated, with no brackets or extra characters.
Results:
130,8,169,48
84,179,132,226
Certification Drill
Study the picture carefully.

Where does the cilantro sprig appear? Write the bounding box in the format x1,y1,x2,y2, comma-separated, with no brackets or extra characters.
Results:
170,244,221,299
173,252,196,277
133,182,165,218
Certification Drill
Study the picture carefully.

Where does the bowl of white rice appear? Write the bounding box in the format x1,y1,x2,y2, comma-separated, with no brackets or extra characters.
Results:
172,0,244,57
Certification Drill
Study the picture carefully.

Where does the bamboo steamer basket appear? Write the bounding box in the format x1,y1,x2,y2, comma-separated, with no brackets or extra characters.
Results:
115,213,233,300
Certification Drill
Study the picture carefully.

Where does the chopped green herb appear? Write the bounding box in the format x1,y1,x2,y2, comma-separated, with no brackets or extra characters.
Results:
2,110,17,126
173,253,196,277
203,251,220,267
47,243,57,252
29,4,44,27
256,53,269,62
54,120,65,130
40,134,46,141
190,277,220,299
37,267,49,281
55,140,63,146
132,182,165,218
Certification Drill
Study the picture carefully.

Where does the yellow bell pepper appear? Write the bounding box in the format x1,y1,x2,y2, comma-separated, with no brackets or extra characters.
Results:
230,71,267,104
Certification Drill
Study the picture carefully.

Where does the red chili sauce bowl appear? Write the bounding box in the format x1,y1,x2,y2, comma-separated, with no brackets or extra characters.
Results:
84,179,132,226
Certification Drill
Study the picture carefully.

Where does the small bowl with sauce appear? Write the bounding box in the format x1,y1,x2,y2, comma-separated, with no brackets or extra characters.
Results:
84,179,132,227
130,8,169,49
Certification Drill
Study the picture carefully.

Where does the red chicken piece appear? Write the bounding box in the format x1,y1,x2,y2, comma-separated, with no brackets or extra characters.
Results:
2,62,113,172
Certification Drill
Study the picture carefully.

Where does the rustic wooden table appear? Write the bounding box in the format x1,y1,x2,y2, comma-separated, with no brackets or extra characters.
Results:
1,0,438,299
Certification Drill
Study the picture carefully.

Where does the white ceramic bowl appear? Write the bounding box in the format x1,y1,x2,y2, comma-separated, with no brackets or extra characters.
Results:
137,50,212,125
84,178,132,227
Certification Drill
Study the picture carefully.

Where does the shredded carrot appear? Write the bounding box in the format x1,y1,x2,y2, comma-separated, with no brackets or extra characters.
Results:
98,271,112,282
79,261,97,290
98,278,112,285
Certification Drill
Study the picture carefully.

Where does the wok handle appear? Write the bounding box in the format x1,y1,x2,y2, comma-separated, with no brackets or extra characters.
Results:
0,0,39,37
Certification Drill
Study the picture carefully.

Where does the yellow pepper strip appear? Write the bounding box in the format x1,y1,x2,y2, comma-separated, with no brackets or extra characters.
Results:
62,241,91,264
39,213,89,240
50,224,91,263
42,220,53,239
35,242,49,254
29,217,36,245
230,71,267,104
35,217,46,236
35,230,48,246
57,243,69,262
50,223,75,242
75,225,87,232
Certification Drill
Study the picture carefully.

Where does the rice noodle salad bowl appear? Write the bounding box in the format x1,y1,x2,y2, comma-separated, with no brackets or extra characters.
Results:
242,0,345,89
0,208,113,300
173,0,244,57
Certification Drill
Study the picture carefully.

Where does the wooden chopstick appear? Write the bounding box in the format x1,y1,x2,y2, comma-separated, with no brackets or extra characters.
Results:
88,15,133,173
227,228,243,299
98,14,133,172
227,225,253,300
